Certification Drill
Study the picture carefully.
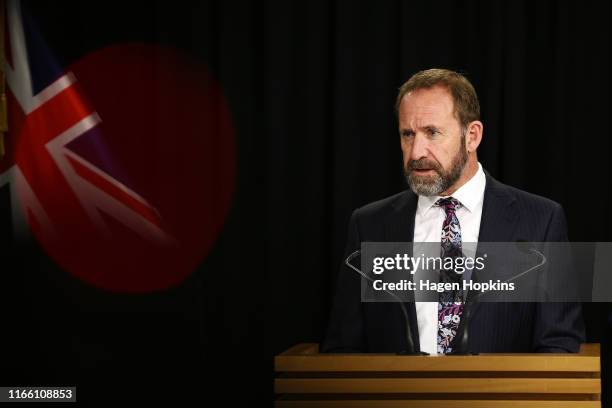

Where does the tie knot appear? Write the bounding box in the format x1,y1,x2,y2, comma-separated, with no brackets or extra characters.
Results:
436,197,461,213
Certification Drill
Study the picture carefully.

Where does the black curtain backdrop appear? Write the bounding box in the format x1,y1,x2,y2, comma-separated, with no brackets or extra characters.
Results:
2,0,611,406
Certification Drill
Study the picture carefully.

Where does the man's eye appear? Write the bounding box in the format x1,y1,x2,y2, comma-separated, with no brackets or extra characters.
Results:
428,129,441,138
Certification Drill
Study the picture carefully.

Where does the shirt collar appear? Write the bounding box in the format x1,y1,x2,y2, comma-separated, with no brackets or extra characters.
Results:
417,162,486,215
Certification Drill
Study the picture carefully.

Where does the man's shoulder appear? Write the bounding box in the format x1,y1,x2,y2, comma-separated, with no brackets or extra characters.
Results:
353,190,416,220
486,175,563,214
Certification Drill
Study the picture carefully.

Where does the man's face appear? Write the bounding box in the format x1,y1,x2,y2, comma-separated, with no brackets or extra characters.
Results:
398,86,468,196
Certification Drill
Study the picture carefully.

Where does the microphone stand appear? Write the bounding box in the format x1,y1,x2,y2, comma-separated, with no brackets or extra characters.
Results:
345,249,428,356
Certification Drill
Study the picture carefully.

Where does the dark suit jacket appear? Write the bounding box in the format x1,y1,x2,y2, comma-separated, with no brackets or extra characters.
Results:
321,173,585,353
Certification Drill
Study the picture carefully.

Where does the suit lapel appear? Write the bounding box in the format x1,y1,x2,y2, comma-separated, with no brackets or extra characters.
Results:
463,173,519,335
477,173,519,243
384,191,417,242
383,191,420,351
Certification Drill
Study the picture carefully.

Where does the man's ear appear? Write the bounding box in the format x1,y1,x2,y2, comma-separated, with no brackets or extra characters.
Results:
465,120,483,152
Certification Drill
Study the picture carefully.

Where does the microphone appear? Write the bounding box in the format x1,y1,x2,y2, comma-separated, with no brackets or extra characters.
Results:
345,249,428,356
450,241,547,355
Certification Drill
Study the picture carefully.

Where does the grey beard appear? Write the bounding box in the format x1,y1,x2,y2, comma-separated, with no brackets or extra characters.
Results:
407,172,451,196
404,143,468,197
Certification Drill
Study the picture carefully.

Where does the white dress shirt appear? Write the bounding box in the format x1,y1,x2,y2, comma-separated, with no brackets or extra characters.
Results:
412,162,487,355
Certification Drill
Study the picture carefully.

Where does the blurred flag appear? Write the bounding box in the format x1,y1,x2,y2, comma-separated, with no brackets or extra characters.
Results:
0,0,169,244
0,0,234,292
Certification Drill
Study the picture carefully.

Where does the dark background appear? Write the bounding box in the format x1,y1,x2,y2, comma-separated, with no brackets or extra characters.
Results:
1,0,610,406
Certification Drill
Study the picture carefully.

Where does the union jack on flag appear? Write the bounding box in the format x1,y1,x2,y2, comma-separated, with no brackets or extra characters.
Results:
0,0,173,246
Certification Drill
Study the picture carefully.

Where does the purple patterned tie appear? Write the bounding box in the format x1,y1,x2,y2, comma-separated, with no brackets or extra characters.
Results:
436,197,464,354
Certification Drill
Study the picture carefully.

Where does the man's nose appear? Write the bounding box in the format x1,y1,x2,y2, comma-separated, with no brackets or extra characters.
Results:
410,133,429,161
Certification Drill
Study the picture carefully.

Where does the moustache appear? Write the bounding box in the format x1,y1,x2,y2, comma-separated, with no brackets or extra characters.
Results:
407,159,442,173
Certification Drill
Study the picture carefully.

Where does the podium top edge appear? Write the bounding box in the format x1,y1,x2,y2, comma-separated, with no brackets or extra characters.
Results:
274,343,601,373
277,343,599,357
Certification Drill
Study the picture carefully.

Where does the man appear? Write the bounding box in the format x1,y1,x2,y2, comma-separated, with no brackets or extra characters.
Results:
322,68,584,354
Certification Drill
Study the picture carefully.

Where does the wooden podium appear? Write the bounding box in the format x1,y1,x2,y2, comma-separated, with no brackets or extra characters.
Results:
275,343,601,407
